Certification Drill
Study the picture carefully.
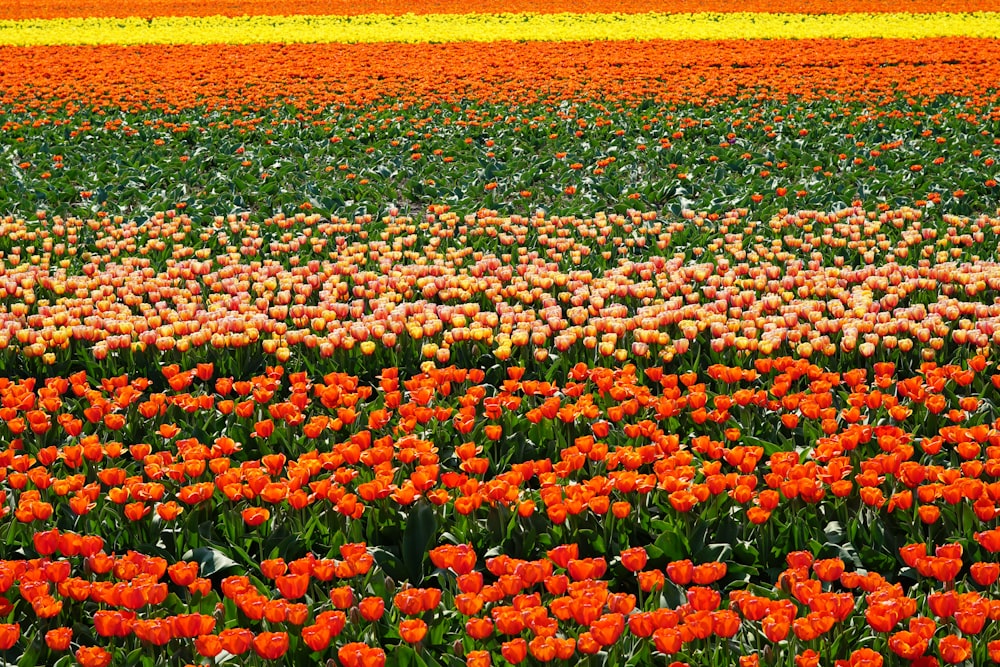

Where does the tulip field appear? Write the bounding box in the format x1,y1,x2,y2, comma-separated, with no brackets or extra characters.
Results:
5,2,1000,666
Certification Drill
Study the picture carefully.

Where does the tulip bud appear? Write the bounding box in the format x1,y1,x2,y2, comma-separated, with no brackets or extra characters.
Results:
214,602,226,625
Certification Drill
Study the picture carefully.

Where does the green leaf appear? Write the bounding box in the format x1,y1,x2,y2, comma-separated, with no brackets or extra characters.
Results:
182,546,239,578
401,499,438,584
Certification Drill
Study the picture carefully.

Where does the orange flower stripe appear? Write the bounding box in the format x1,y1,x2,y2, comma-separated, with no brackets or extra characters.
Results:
9,529,1000,665
5,356,1000,538
1,38,997,111
3,0,995,20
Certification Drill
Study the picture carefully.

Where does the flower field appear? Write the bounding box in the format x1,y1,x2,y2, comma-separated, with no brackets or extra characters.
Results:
2,2,1000,666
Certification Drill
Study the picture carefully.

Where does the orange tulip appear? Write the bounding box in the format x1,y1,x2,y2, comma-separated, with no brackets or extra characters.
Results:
501,638,528,664
466,650,491,667
976,528,1000,553
171,614,214,639
846,648,883,667
0,624,18,651
939,634,972,664
133,618,172,646
330,586,355,609
987,640,1000,663
269,572,306,600
795,650,820,667
359,597,386,621
241,507,270,527
692,561,727,585
589,613,625,646
638,569,665,592
338,643,386,667
652,627,682,655
666,560,693,586
252,419,274,438
75,646,112,667
218,628,254,655
917,505,940,524
45,627,72,651
620,547,648,573
466,617,494,640
713,609,741,638
566,558,606,581
528,636,557,662
399,619,428,644
888,630,927,660
252,631,289,660
167,561,199,587
687,587,721,611
971,562,1000,586
429,543,477,575
762,613,791,642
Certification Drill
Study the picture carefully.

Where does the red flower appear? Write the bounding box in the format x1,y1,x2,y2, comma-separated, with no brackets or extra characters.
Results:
253,419,274,438
989,640,1000,663
466,650,491,667
971,562,1000,586
692,562,727,585
75,646,112,667
589,613,625,646
846,648,883,667
167,561,199,587
252,631,289,660
812,558,845,582
0,624,18,651
638,569,665,592
171,614,214,639
687,587,721,611
713,610,741,638
300,623,330,652
620,547,648,573
939,634,972,664
399,619,428,644
330,586,354,609
93,610,133,638
566,557,606,581
888,630,927,660
219,628,254,655
338,643,386,667
33,529,59,556
195,634,222,657
501,638,527,664
976,528,1000,553
359,596,385,621
652,627,682,655
546,544,579,568
928,591,957,619
242,507,270,527
666,560,693,586
795,650,820,667
466,617,494,640
762,613,791,642
429,544,478,575
133,618,172,646
315,610,347,637
44,627,72,651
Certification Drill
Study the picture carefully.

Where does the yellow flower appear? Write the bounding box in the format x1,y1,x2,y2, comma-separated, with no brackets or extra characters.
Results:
0,12,997,46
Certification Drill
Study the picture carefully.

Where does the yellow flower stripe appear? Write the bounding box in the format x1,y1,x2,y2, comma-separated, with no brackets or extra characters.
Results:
0,12,998,46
